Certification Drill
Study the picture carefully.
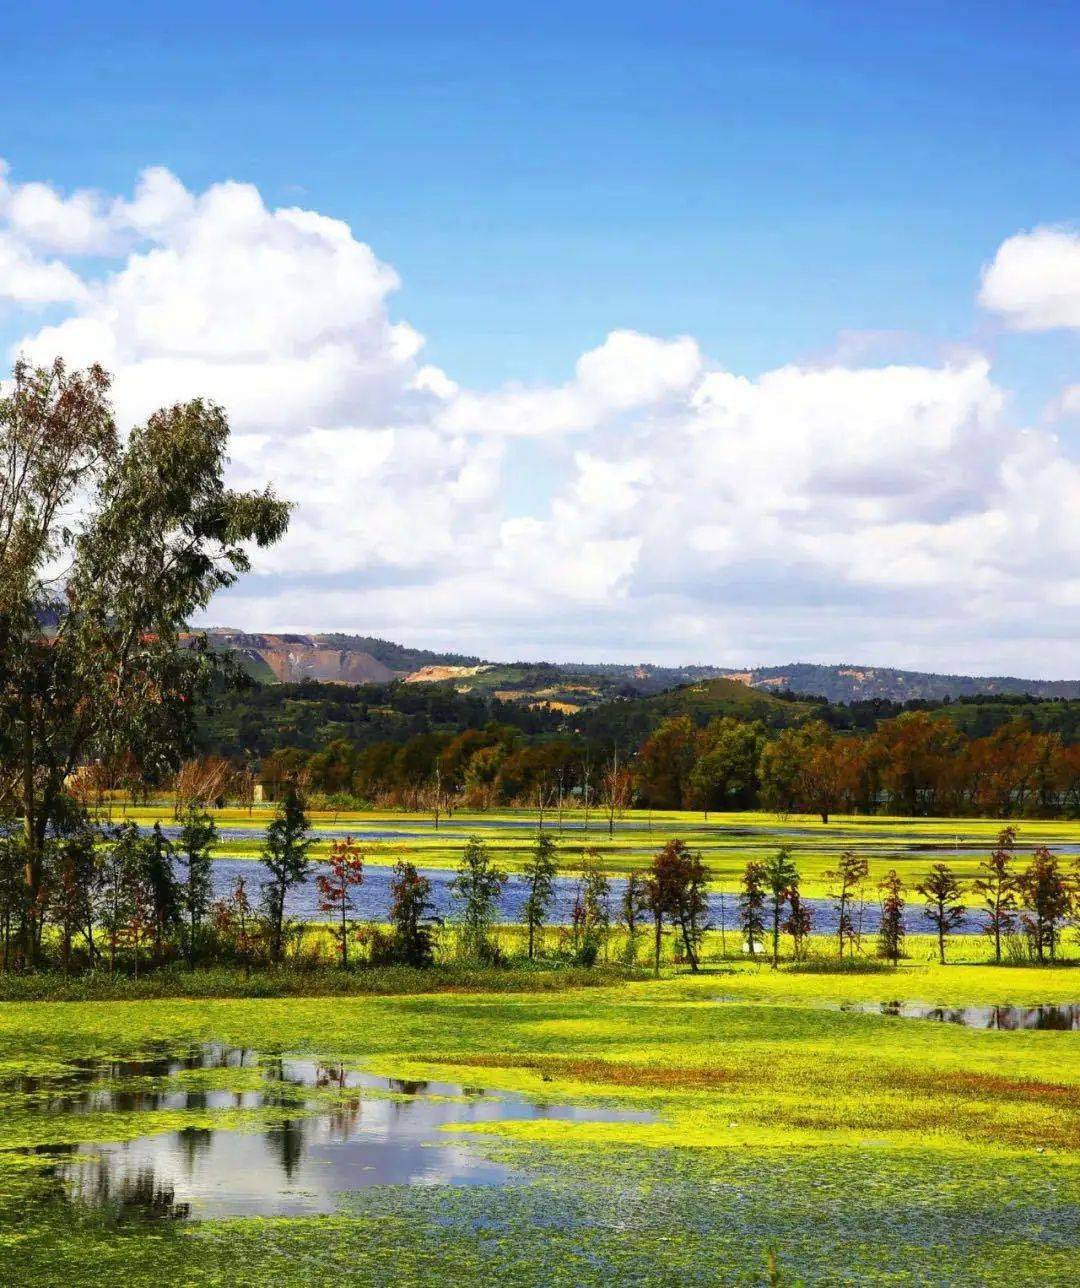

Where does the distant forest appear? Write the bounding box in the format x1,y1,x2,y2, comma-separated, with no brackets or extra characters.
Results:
194,677,1080,818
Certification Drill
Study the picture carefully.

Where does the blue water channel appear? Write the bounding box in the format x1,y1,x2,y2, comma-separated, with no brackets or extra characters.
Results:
204,856,988,935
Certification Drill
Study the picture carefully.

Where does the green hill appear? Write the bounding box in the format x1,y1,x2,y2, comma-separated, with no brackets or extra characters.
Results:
570,677,821,744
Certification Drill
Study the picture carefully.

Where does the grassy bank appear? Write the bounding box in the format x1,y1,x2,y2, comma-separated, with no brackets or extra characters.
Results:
0,962,639,1002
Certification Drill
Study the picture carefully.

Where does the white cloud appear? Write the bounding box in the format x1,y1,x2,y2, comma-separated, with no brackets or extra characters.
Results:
0,231,88,303
4,159,1080,672
0,167,114,255
979,225,1080,330
437,330,701,436
1054,384,1080,418
15,177,420,435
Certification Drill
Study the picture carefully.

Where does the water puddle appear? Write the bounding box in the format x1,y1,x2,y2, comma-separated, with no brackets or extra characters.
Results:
836,1002,1080,1030
11,1045,652,1219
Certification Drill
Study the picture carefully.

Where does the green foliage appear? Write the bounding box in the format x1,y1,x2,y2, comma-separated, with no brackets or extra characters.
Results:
688,717,767,811
972,827,1019,964
0,358,289,960
177,806,216,966
916,863,967,964
649,839,709,972
1018,847,1073,962
388,860,438,967
570,854,610,966
573,677,819,748
521,832,558,958
95,823,142,972
618,871,650,966
260,788,311,961
450,835,507,963
877,869,906,965
762,847,799,967
739,859,767,959
826,851,870,958
196,680,560,759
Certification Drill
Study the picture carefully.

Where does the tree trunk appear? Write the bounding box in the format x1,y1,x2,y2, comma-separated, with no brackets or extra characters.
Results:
21,711,42,964
680,918,698,973
653,912,662,978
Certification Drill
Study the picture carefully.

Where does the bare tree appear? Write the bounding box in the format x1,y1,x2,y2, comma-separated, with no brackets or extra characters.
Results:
601,746,633,838
173,757,236,817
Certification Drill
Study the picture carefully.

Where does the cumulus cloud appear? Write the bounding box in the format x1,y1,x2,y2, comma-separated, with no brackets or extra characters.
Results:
0,231,88,304
3,159,1080,672
437,330,702,436
979,225,1080,330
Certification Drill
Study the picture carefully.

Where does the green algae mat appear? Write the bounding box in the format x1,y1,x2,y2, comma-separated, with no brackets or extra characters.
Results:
1,963,1077,1285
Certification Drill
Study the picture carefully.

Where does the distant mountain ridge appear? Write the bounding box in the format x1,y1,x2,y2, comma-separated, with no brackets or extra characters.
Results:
194,629,1080,704
725,663,1080,703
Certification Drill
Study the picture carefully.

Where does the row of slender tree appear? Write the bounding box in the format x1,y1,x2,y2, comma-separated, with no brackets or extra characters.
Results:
2,792,1076,977
737,827,1079,966
0,789,441,974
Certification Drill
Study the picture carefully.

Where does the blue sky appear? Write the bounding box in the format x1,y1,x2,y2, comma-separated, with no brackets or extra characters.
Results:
7,1,1077,386
2,2,1079,670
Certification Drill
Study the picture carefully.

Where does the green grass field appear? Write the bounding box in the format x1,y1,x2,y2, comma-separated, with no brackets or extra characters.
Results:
0,960,1077,1285
115,802,1080,898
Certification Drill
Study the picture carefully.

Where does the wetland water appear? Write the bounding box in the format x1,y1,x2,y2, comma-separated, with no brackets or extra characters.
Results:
835,1001,1080,1030
16,1045,654,1219
205,857,993,933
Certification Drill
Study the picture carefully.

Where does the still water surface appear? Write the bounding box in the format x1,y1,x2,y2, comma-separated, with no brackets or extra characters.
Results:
835,1001,1080,1030
19,1044,654,1219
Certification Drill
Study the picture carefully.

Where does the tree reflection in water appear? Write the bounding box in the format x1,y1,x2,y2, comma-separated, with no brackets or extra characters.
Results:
9,1043,654,1220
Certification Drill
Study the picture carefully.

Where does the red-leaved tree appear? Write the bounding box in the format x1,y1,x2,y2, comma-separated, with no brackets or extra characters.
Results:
317,837,364,967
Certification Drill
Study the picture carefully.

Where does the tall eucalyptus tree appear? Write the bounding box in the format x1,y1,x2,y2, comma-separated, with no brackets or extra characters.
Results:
0,357,290,958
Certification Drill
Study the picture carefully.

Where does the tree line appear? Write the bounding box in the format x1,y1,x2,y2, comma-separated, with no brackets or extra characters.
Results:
243,706,1080,820
636,711,1080,818
2,791,1076,977
736,827,1078,967
0,796,710,978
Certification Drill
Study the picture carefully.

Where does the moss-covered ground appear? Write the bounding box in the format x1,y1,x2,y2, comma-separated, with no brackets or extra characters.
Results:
1,960,1077,1285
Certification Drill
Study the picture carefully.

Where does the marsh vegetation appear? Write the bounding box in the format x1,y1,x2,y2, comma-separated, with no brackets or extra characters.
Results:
3,361,1078,1283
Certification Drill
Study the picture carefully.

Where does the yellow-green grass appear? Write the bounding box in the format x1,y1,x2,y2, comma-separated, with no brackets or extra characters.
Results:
1,962,1078,1283
113,802,1080,898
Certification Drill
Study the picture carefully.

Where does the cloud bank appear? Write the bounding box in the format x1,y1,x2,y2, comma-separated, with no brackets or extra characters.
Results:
2,162,1078,672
